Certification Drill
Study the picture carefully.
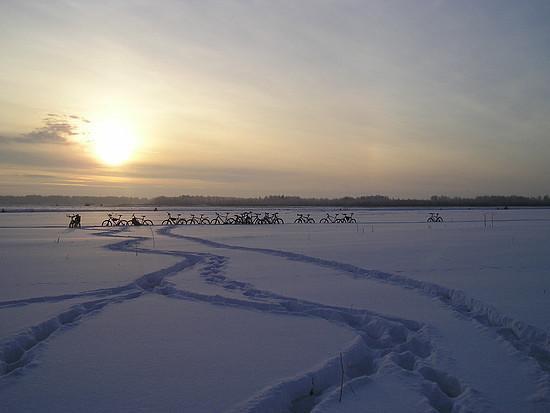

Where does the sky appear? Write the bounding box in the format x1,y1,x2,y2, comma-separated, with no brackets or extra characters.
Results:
1,0,549,198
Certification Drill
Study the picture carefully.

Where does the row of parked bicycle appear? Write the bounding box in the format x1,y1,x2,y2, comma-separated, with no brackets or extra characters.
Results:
67,212,360,227
98,211,357,226
161,211,283,225
68,211,444,227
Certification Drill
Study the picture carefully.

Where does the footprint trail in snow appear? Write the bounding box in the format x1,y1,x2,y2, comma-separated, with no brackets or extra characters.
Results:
0,224,549,413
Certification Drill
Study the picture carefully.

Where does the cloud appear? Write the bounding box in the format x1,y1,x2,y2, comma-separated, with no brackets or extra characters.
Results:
110,162,303,184
1,113,90,145
0,145,97,170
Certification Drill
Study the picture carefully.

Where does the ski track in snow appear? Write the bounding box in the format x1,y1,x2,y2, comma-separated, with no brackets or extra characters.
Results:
0,225,549,413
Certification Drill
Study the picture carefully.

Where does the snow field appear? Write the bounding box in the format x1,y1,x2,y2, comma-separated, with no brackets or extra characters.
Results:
1,208,550,412
0,227,179,301
165,224,550,412
0,295,354,413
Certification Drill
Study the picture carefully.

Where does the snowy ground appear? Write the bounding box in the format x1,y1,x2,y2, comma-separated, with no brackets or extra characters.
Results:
1,208,550,412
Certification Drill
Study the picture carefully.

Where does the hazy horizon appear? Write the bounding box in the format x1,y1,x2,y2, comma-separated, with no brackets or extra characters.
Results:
2,192,549,203
1,1,549,198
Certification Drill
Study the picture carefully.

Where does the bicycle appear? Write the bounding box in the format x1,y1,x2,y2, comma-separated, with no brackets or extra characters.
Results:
230,211,252,225
242,211,253,225
294,213,315,224
67,213,81,228
258,212,274,224
251,212,264,225
162,213,185,225
271,212,284,224
210,212,230,225
128,214,154,226
340,213,356,223
102,213,127,226
319,213,339,224
186,214,199,225
186,214,210,225
427,212,443,223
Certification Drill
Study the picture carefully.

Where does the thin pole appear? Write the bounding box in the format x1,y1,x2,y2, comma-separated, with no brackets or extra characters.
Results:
339,352,345,402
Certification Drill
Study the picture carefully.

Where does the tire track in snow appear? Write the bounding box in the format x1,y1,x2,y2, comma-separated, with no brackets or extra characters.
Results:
0,291,143,376
1,226,481,413
2,225,548,412
0,227,204,377
157,264,481,413
160,226,550,409
0,227,202,309
152,232,488,412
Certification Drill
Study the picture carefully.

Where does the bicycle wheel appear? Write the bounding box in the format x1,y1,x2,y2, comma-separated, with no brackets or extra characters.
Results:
177,218,187,225
201,218,211,225
102,220,112,227
427,218,434,223
120,220,129,226
161,219,171,225
145,220,154,226
307,218,315,224
350,218,357,223
436,217,443,222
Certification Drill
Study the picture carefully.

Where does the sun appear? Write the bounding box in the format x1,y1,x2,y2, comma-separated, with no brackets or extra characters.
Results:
91,119,137,166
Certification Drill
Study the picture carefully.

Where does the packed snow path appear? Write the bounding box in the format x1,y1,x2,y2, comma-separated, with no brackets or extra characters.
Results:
1,217,549,412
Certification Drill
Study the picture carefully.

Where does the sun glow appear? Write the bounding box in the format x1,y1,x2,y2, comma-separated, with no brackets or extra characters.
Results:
91,119,137,166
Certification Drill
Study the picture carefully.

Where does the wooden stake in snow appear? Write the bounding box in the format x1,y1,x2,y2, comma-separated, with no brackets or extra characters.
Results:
339,352,345,402
150,227,156,249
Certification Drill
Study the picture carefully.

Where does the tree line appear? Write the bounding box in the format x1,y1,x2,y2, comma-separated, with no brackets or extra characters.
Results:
1,194,550,207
